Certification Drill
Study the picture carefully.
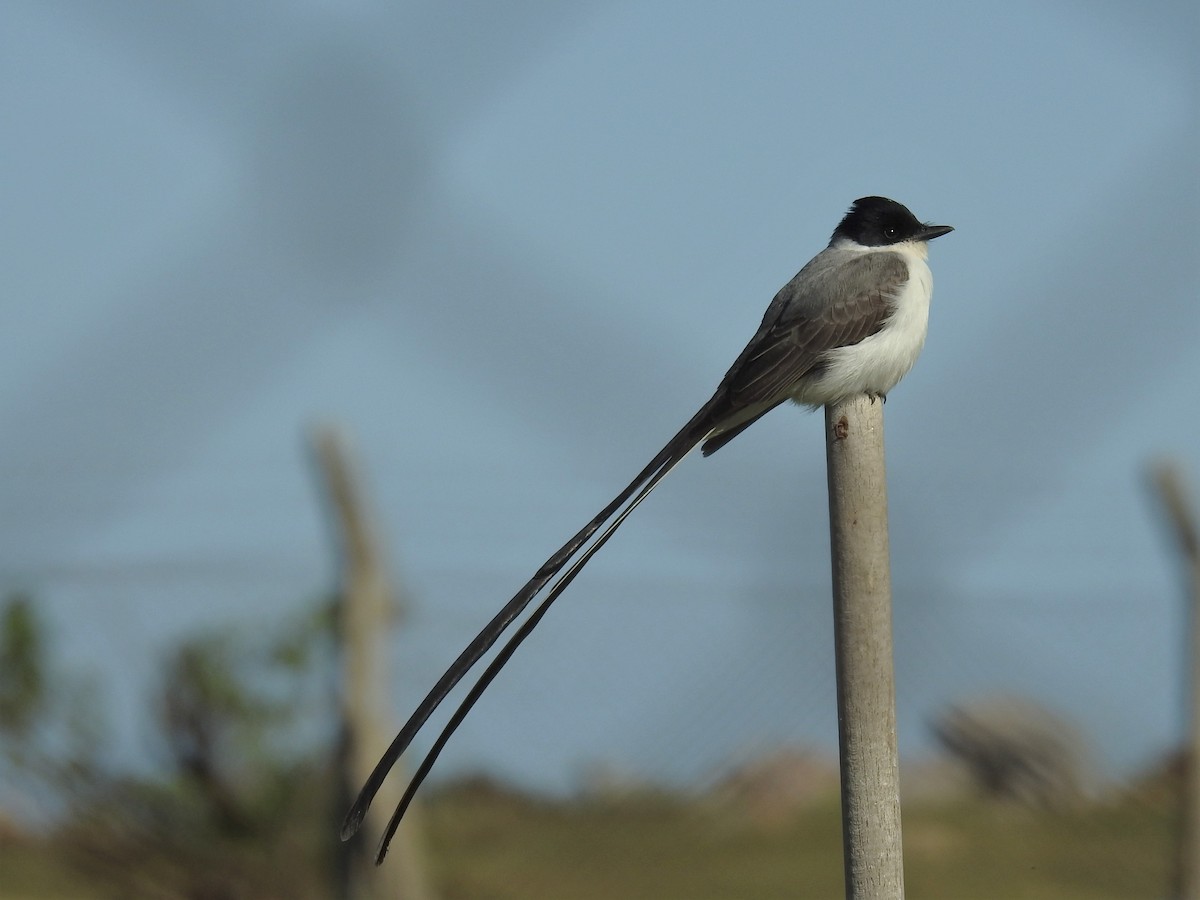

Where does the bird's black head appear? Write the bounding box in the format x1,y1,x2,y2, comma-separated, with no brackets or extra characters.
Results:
831,196,953,247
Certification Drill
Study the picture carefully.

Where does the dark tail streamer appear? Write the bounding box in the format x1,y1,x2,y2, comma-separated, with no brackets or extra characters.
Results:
340,404,715,843
371,452,686,862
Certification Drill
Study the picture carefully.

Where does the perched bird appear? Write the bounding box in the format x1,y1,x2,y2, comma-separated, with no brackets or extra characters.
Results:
343,195,953,861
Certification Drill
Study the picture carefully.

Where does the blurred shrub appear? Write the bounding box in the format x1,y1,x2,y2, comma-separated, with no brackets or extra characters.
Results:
931,694,1091,809
0,592,341,900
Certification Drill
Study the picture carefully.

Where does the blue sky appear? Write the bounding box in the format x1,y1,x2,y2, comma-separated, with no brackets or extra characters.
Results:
2,0,1198,796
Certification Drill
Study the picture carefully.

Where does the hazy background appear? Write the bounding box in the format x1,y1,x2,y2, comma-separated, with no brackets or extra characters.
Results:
2,0,1197,799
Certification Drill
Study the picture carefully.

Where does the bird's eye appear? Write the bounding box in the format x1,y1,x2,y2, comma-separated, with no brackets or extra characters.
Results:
884,226,898,238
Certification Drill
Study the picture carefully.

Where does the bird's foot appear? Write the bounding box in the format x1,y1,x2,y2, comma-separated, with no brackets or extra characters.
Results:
866,391,888,404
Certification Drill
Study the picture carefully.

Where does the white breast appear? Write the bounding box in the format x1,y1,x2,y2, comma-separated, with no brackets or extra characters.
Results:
791,242,933,407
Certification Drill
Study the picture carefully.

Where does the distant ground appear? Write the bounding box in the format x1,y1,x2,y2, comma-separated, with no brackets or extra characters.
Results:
1,779,1174,900
421,781,1170,900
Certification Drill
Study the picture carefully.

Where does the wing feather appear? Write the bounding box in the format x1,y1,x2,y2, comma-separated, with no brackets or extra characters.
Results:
711,250,909,418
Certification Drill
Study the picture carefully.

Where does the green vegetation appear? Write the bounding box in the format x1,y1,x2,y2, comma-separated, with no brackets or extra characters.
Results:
1,781,1175,900
0,592,1176,899
417,781,1171,900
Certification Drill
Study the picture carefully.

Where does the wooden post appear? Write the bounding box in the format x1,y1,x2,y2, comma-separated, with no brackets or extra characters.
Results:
824,396,905,900
311,425,434,900
1150,461,1200,900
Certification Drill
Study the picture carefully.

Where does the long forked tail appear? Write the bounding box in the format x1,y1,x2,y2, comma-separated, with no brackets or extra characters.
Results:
340,410,713,845
370,446,691,863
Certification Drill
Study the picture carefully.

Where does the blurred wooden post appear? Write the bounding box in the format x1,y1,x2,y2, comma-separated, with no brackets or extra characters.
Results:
1150,461,1200,900
312,425,433,900
824,396,905,900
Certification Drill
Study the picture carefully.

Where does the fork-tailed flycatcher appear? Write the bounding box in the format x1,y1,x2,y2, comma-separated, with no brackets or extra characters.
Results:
343,195,953,861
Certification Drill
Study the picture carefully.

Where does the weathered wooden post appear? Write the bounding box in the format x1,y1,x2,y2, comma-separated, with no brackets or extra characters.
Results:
312,425,434,900
1151,461,1200,900
824,395,905,900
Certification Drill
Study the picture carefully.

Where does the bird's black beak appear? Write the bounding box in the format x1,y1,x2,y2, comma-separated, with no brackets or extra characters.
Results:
918,223,954,241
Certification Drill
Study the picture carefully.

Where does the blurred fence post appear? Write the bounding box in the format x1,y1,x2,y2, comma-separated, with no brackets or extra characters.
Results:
312,425,434,900
824,396,905,900
1150,461,1200,900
